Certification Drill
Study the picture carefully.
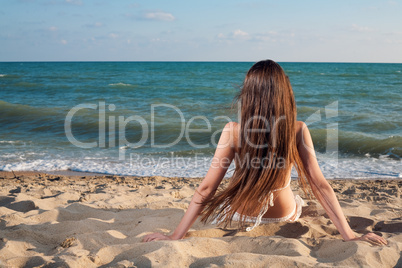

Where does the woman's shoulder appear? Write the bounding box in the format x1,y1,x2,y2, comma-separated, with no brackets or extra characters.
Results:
223,122,240,151
224,121,240,136
224,121,239,129
296,121,306,132
296,121,308,146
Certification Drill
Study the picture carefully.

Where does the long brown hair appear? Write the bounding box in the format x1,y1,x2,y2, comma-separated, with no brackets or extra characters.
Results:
201,59,311,228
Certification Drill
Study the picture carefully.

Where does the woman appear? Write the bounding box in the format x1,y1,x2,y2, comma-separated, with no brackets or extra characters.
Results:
143,60,387,246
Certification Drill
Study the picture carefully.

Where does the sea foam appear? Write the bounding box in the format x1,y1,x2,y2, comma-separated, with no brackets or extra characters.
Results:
1,153,400,179
108,82,134,87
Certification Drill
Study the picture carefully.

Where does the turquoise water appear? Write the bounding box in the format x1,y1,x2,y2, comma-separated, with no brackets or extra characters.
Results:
0,62,401,178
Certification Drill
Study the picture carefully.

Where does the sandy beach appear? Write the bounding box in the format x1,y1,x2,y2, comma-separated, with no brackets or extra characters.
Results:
0,171,400,267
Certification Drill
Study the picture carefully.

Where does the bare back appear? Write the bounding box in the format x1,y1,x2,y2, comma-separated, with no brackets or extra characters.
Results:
229,121,305,218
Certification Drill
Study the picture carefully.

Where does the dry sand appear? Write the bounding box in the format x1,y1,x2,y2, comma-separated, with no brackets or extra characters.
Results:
0,171,401,267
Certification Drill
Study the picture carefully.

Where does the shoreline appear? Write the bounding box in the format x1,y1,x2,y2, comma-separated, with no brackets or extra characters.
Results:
0,171,401,267
1,170,401,181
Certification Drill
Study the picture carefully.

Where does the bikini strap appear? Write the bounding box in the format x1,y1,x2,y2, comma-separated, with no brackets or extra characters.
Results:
245,177,291,232
271,177,291,193
246,193,271,232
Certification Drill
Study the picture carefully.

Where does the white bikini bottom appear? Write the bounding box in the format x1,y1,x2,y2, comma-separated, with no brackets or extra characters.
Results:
212,195,304,227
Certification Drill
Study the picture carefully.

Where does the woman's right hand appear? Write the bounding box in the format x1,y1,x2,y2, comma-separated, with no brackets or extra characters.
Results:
142,232,175,242
350,232,388,246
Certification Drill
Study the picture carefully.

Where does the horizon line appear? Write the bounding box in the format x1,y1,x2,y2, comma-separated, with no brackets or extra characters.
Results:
1,60,401,64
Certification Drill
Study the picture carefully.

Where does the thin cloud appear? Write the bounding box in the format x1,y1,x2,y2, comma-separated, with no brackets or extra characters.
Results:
217,29,295,44
144,12,175,21
109,33,118,39
387,1,398,6
351,24,375,33
232,29,249,39
217,29,250,40
252,31,281,42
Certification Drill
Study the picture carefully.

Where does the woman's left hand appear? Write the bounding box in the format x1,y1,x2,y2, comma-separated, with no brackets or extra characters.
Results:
351,232,388,246
142,232,173,242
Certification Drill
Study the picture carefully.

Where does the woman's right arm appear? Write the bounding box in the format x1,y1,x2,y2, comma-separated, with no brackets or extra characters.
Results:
296,122,387,245
142,122,236,242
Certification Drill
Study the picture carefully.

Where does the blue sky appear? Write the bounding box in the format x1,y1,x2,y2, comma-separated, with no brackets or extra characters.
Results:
1,0,402,62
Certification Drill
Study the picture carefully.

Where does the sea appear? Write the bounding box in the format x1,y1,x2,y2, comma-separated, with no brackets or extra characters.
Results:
0,62,401,179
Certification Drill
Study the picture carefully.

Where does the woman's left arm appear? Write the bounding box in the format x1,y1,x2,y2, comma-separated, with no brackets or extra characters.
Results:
142,122,236,242
297,122,387,245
